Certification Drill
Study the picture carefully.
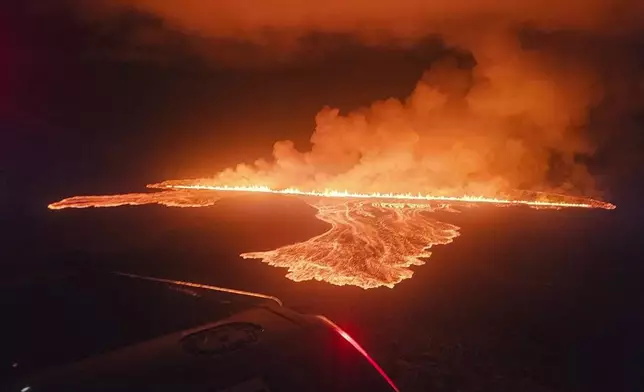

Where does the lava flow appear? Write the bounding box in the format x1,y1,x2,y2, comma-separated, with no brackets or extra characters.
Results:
48,184,615,289
242,200,460,289
47,190,220,210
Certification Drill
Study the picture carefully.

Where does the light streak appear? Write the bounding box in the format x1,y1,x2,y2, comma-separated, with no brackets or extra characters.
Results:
114,272,283,306
317,315,400,392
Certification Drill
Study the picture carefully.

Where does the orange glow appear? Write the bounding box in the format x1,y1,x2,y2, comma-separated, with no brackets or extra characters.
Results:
317,315,400,392
241,200,460,289
47,190,219,210
147,182,616,210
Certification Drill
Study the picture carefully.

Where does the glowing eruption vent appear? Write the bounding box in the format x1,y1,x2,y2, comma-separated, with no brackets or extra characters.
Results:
147,183,616,210
49,184,614,289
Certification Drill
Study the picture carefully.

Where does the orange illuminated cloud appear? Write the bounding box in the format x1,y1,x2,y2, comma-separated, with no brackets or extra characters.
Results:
100,0,642,41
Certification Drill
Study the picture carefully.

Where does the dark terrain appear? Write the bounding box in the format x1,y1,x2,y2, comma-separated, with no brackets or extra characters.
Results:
3,190,642,391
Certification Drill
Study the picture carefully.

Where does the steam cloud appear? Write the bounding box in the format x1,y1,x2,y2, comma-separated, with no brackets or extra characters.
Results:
211,48,600,195
82,0,644,196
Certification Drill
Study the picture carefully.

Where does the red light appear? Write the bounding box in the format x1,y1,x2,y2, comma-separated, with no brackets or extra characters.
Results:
316,316,400,392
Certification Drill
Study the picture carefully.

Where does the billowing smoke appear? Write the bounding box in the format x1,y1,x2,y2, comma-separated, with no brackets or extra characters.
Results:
78,0,644,196
210,41,600,195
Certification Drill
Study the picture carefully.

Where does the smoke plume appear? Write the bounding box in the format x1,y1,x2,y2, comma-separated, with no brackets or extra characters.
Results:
79,0,644,196
206,43,600,195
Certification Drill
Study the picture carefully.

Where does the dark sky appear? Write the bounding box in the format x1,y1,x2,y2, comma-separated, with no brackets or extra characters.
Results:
2,4,452,202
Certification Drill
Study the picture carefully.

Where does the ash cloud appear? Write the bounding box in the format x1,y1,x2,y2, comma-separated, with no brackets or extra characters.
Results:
78,0,644,196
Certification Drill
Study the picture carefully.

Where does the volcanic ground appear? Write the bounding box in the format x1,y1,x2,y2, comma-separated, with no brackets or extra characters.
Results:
3,193,641,391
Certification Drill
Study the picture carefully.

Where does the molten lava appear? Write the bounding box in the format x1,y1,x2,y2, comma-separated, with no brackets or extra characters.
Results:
243,200,460,288
146,182,617,210
48,183,615,289
48,190,220,210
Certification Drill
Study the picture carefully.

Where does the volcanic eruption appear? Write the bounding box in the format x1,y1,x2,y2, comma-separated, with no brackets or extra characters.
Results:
47,56,617,286
48,0,639,288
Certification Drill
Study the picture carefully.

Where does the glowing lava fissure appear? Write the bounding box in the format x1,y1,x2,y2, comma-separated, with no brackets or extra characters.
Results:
146,182,616,210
